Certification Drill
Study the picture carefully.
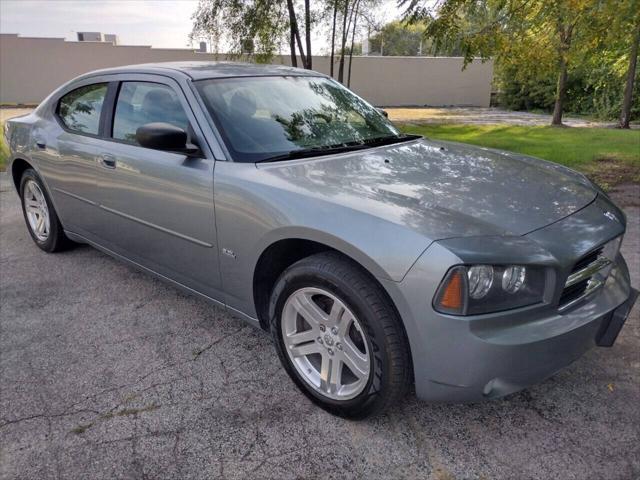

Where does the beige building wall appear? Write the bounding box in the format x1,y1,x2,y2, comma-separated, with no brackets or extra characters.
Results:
0,34,493,106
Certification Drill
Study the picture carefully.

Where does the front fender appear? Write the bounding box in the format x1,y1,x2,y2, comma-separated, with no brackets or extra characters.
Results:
213,161,432,317
253,226,394,281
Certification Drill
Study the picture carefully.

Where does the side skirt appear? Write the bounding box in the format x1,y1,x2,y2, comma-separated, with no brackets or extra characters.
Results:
64,229,262,330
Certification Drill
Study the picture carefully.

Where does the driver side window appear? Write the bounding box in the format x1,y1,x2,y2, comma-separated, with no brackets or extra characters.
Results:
112,82,190,145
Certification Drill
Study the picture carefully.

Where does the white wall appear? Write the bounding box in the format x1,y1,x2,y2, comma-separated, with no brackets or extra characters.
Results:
0,34,493,106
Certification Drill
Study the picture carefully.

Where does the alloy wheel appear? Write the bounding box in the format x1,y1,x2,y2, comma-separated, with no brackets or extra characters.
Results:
281,287,371,400
23,180,50,241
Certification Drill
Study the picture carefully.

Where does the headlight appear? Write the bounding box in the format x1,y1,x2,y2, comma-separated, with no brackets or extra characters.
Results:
502,265,526,293
468,265,493,299
434,264,546,315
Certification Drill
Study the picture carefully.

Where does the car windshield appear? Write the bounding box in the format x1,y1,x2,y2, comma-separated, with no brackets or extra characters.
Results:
195,75,404,162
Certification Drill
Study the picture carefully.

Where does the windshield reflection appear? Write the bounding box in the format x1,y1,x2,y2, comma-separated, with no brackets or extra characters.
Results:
195,76,400,162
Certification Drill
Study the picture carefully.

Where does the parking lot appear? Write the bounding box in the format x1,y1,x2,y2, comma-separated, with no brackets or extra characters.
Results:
1,173,638,479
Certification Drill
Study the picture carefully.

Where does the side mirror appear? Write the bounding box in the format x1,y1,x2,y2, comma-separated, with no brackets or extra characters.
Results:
377,108,389,118
136,122,199,155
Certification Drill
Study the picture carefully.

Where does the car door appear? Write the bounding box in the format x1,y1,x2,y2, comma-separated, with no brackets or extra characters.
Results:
34,80,112,236
93,75,222,300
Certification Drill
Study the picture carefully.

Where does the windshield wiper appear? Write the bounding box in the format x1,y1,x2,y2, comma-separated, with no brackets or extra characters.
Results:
256,144,370,163
361,133,421,147
255,134,421,164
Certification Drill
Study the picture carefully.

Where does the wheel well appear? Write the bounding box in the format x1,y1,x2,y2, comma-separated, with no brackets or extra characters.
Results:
252,238,415,382
253,239,331,330
11,158,32,191
252,239,403,331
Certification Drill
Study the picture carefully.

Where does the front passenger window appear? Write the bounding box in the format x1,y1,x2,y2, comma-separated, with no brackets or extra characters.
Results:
112,82,190,145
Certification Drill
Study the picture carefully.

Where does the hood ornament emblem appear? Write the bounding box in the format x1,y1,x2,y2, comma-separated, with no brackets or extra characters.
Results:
604,211,618,222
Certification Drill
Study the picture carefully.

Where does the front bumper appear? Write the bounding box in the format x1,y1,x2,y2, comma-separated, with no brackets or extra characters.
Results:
596,286,638,347
381,247,636,403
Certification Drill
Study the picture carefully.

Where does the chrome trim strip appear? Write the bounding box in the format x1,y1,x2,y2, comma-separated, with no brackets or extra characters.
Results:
53,187,97,205
558,278,604,312
565,257,611,287
100,205,214,248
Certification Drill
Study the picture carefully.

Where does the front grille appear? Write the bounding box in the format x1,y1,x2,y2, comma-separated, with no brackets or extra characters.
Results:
559,244,612,311
559,278,590,306
571,247,603,273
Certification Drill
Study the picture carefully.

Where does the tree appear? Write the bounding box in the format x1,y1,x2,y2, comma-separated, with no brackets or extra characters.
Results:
191,0,287,63
192,0,315,69
347,0,361,86
305,0,313,68
367,20,428,56
539,1,607,126
285,0,313,68
337,0,350,82
330,1,339,76
619,9,640,128
285,0,305,67
192,0,383,83
487,0,640,123
400,0,607,126
328,0,381,82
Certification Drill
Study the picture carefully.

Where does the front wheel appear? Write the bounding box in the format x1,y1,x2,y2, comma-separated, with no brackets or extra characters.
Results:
270,252,411,419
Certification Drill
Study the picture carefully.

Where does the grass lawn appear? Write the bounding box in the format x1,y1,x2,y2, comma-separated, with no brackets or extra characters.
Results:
400,123,640,187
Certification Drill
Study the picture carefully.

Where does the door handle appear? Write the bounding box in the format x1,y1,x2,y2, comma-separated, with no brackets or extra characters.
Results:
35,140,46,149
99,154,116,169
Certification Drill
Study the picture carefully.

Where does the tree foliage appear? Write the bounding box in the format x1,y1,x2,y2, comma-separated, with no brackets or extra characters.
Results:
191,0,288,63
191,0,381,85
362,19,484,56
366,20,427,55
401,0,640,124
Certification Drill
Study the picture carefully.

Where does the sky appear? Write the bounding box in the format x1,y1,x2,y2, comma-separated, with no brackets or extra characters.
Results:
0,0,402,51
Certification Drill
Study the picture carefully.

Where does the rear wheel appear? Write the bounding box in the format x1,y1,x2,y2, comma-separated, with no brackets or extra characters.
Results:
270,252,411,419
19,169,70,252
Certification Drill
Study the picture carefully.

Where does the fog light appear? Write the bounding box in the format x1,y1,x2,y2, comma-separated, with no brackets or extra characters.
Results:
502,266,526,293
468,265,493,299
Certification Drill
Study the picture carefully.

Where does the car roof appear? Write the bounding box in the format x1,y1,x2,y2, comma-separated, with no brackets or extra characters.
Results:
80,61,325,81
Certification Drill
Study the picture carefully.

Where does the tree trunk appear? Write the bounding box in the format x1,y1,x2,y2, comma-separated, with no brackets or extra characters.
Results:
289,26,297,67
330,1,338,77
286,0,307,68
293,23,307,68
304,0,312,69
337,0,349,83
347,0,360,87
619,17,640,129
551,25,573,126
551,56,568,126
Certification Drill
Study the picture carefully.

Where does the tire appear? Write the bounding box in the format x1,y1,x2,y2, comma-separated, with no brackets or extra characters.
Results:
19,168,71,253
269,251,411,419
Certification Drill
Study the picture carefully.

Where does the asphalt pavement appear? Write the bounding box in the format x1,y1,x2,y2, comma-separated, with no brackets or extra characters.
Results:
1,173,638,479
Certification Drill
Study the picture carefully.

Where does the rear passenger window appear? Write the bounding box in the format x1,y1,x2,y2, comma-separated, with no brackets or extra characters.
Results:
58,83,108,135
112,82,190,145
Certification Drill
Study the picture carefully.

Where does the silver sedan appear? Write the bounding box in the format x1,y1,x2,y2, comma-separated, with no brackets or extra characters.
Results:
5,62,637,418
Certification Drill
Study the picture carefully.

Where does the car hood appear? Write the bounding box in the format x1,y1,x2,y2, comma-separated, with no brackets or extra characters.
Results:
256,138,597,240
